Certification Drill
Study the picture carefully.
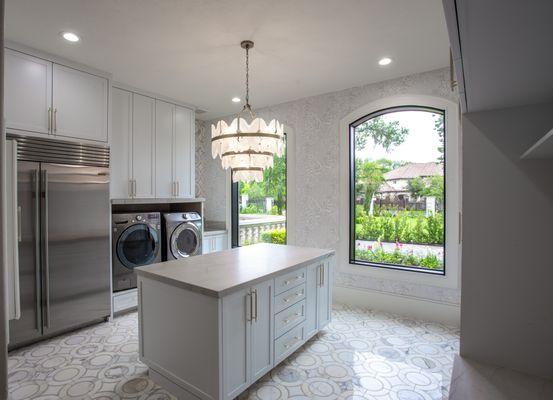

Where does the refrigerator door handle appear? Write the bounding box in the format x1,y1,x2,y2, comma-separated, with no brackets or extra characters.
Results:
41,170,51,329
32,169,41,331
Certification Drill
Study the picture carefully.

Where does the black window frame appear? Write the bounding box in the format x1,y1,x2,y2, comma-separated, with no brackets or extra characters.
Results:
349,105,447,275
231,133,288,248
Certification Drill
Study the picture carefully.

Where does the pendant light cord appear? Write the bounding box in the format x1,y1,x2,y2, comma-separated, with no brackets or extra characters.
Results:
245,45,250,107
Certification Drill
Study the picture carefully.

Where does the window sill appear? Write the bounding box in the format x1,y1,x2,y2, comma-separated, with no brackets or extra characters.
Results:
349,259,445,276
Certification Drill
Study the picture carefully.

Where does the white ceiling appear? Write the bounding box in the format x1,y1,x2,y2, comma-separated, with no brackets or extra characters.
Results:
6,0,450,120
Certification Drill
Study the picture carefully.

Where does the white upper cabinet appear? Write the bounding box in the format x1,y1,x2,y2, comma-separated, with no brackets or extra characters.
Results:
155,100,175,198
52,64,108,142
4,47,109,143
110,86,195,199
174,106,195,198
4,49,52,134
110,88,133,198
132,94,156,198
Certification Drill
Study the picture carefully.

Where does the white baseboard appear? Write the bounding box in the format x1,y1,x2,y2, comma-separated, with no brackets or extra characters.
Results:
333,285,460,327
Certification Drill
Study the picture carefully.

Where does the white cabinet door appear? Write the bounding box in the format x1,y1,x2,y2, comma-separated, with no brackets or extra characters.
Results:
52,64,108,142
174,106,194,198
155,100,174,197
222,287,251,400
110,88,132,199
250,280,273,381
305,262,319,338
317,261,331,329
4,49,52,134
132,94,155,198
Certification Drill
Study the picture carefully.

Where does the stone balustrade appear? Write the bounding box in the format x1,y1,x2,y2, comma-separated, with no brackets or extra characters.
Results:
239,216,286,245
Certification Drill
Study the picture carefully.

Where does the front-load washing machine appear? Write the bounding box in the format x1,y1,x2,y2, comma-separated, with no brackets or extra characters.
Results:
112,212,161,292
163,212,203,260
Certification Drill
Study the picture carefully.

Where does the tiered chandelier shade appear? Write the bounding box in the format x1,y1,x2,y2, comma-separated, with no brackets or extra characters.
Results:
211,40,284,183
211,117,284,182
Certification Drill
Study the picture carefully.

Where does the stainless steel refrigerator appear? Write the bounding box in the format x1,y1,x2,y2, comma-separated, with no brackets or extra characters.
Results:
8,135,111,349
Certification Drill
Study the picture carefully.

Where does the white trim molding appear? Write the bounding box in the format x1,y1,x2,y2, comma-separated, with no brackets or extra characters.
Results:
337,95,462,322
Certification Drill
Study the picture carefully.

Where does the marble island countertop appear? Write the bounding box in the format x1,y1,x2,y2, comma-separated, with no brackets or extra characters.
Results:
136,243,334,298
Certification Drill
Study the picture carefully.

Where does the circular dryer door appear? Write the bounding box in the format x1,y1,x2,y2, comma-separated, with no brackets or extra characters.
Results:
116,223,159,269
170,223,201,258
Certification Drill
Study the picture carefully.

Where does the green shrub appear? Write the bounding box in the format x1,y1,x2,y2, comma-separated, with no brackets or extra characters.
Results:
241,204,263,214
355,245,443,270
261,228,286,244
270,205,279,215
355,211,444,245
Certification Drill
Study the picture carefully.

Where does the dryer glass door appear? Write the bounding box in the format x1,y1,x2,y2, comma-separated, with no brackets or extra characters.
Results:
117,224,159,269
171,223,201,258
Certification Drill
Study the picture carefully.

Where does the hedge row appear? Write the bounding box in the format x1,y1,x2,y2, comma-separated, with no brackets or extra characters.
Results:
356,208,444,245
261,228,286,245
355,247,443,270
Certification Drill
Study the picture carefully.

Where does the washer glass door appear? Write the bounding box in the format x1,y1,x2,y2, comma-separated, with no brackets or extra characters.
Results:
117,223,159,269
171,223,201,258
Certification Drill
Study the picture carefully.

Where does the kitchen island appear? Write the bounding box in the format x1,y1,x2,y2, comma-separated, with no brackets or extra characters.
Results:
136,243,334,400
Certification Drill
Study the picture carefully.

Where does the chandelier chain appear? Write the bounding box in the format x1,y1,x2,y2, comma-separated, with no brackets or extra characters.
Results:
245,45,250,107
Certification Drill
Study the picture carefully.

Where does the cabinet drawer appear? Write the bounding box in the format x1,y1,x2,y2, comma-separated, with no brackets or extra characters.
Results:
274,267,306,295
274,283,306,314
275,300,305,339
274,323,305,365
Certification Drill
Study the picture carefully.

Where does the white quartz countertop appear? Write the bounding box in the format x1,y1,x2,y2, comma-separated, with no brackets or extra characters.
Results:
136,243,334,298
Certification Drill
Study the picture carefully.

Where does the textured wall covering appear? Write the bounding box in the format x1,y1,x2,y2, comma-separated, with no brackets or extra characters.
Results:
197,68,460,305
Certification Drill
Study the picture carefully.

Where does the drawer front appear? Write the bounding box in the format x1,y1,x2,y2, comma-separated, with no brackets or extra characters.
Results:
275,300,306,338
274,323,305,365
275,283,306,314
274,267,306,295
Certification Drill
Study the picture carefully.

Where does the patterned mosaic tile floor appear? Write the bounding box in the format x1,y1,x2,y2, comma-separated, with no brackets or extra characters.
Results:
8,304,459,400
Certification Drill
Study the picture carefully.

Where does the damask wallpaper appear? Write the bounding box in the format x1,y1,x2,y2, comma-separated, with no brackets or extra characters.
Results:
196,68,460,305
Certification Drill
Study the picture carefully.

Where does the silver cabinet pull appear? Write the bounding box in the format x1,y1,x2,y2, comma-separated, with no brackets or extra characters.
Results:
47,107,52,133
53,108,57,133
176,181,180,197
283,312,302,325
41,170,50,329
17,206,22,242
252,289,258,322
322,265,325,286
284,336,301,349
283,291,303,303
284,275,303,285
246,292,252,322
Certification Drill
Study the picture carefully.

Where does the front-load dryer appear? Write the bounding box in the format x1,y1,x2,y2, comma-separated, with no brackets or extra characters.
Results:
112,212,161,292
163,212,203,260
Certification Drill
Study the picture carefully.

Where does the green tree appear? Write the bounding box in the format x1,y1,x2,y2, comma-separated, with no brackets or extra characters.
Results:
434,113,445,163
355,159,385,210
262,153,286,214
407,175,444,202
355,116,409,152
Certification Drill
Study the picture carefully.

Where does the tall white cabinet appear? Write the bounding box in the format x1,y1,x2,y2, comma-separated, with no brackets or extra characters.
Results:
4,47,108,142
110,87,195,199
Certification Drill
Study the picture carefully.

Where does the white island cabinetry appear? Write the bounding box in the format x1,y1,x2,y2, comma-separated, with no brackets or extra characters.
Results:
137,244,334,400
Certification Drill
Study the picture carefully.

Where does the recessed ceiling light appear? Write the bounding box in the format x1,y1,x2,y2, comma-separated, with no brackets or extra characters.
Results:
61,31,80,43
231,97,241,103
378,57,392,66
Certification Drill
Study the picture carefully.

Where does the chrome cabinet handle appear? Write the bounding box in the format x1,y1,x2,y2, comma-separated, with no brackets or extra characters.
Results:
17,206,22,242
176,181,180,197
321,265,325,286
47,107,52,133
246,292,252,322
284,336,301,349
252,289,258,322
283,312,302,324
283,291,303,303
284,275,303,285
53,108,57,133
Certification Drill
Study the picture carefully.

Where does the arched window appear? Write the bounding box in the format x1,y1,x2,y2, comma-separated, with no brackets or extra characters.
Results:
349,106,446,274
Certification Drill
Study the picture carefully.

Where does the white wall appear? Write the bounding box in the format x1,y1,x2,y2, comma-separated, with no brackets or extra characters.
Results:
461,101,553,379
197,68,461,323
